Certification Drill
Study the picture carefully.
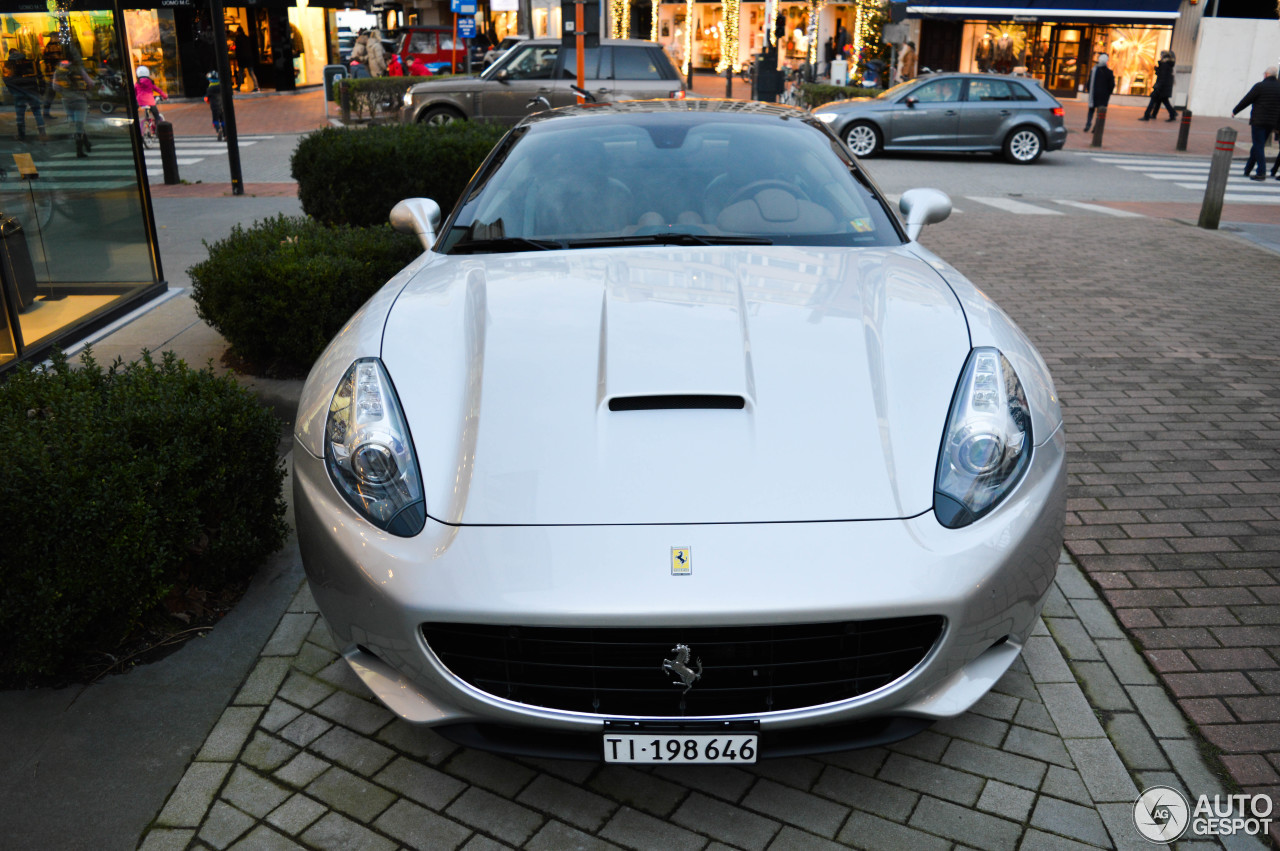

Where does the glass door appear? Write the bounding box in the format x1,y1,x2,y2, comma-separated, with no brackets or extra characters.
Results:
1044,25,1089,99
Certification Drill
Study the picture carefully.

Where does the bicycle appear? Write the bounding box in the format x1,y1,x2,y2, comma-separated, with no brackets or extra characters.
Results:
140,105,163,148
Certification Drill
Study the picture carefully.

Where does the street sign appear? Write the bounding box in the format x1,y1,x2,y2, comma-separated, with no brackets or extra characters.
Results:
457,16,476,38
450,0,477,13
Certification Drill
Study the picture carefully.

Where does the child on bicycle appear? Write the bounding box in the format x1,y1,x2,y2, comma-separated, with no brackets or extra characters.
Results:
135,65,167,137
204,70,225,141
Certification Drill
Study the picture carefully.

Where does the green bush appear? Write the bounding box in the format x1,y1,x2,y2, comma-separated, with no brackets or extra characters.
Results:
0,350,287,679
799,83,883,109
188,215,421,375
292,122,507,228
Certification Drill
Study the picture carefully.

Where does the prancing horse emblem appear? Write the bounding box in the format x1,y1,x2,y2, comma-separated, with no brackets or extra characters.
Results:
662,644,703,693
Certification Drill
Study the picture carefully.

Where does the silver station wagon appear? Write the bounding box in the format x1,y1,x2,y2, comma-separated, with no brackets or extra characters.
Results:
400,38,686,127
813,73,1067,164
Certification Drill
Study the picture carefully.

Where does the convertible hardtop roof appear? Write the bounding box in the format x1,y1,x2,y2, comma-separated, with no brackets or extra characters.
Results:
519,98,811,127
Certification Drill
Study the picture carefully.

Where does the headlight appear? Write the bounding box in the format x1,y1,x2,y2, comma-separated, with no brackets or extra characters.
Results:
934,348,1032,528
325,358,426,536
403,90,415,107
814,112,838,124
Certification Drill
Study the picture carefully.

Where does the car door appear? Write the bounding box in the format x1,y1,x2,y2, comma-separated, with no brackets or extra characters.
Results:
480,43,563,125
554,45,604,106
888,78,962,149
957,78,1017,148
608,46,679,101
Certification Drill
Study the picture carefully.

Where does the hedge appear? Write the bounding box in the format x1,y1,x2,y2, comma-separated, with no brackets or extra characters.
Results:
0,350,288,679
291,121,507,228
799,83,884,109
188,215,421,375
334,75,453,121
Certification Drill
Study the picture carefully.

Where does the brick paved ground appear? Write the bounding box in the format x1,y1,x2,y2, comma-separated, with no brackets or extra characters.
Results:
919,214,1280,845
142,554,1253,850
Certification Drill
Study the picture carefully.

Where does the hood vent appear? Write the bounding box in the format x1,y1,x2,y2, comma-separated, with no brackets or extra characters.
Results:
608,394,747,412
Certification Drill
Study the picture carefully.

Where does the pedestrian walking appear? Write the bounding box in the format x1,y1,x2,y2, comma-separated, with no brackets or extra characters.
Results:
232,26,259,92
1140,50,1177,121
204,70,225,141
1230,65,1280,181
349,30,369,68
3,48,48,142
898,41,917,82
366,29,388,77
52,59,92,157
1083,53,1115,133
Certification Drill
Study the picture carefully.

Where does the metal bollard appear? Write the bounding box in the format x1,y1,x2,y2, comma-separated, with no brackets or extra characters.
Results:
1176,109,1192,152
157,120,180,185
340,82,351,124
1197,126,1237,230
1090,106,1107,148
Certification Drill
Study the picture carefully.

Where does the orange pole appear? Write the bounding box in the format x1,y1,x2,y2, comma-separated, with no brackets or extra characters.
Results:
575,0,585,102
452,13,458,72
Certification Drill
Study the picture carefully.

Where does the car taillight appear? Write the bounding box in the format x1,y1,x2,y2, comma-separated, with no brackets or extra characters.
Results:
671,90,686,99
1052,107,1064,117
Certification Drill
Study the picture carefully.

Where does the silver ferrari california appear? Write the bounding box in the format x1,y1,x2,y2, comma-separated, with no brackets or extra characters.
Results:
293,99,1066,763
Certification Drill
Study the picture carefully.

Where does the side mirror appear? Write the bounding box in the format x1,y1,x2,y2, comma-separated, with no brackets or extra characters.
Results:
898,188,951,241
904,96,919,108
390,198,442,250
495,69,510,83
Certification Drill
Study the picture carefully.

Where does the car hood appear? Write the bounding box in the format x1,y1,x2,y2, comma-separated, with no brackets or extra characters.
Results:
410,76,485,93
381,246,970,525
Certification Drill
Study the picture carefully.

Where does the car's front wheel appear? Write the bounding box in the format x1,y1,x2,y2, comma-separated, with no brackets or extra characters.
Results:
420,107,463,127
1003,127,1044,164
844,121,883,158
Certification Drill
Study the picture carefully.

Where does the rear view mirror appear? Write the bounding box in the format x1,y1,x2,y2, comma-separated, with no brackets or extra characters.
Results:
898,188,952,241
390,198,442,250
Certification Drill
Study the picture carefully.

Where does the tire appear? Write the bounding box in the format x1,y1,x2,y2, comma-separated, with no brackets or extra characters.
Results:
844,121,882,158
1003,126,1044,164
419,106,463,127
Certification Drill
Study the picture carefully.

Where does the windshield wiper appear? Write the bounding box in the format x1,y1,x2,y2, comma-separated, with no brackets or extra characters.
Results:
564,234,773,248
449,237,564,254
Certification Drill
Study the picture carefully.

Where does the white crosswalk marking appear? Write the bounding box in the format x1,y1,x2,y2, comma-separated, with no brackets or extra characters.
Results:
0,135,275,189
1052,199,1145,217
1088,152,1280,203
966,196,1064,215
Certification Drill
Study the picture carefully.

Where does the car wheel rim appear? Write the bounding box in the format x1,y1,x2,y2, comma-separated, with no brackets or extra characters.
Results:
846,126,876,156
426,113,454,127
1010,131,1040,161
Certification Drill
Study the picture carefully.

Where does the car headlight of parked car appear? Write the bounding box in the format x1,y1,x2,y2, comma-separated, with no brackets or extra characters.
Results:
813,112,838,124
934,347,1032,529
325,358,426,536
403,90,415,108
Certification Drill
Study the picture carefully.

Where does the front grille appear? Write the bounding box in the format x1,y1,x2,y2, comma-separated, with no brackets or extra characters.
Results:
421,617,944,717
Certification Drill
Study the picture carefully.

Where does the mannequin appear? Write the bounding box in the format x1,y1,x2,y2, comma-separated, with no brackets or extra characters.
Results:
994,32,1014,74
975,32,993,73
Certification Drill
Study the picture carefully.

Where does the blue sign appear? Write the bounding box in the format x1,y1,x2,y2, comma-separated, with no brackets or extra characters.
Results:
450,0,477,13
457,16,477,38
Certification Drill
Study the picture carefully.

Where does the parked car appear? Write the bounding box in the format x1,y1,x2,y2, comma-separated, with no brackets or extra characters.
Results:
396,26,468,75
401,38,686,126
813,72,1067,164
294,99,1067,761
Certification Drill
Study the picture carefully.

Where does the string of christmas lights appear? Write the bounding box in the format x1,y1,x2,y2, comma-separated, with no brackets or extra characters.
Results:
610,0,629,38
716,0,740,72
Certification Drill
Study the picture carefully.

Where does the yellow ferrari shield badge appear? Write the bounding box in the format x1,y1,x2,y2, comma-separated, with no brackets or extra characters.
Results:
671,547,692,576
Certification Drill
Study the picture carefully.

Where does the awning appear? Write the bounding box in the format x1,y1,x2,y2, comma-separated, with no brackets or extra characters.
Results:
905,0,1180,21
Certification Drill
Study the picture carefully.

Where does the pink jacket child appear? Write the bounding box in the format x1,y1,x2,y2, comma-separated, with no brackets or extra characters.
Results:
134,66,168,112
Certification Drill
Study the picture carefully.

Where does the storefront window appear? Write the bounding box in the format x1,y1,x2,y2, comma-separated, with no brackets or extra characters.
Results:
287,6,325,85
1090,26,1169,96
1,8,158,369
124,9,179,92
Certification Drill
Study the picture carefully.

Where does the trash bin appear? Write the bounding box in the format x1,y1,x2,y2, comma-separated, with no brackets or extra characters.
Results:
0,214,37,312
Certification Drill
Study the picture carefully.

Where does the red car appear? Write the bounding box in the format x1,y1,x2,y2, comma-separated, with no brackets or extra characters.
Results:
397,26,470,74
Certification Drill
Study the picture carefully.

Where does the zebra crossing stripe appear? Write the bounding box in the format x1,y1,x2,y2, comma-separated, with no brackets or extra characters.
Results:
1052,200,1144,217
966,196,1063,215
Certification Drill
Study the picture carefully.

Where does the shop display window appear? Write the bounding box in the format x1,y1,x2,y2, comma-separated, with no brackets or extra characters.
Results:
1,9,159,369
1089,26,1170,96
124,10,179,93
286,7,326,86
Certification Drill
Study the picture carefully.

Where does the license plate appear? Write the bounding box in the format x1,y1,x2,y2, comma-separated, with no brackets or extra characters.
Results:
603,733,757,764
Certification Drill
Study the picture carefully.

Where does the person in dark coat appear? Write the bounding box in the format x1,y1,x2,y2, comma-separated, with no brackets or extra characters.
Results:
1140,50,1177,121
1083,53,1115,133
1231,65,1280,181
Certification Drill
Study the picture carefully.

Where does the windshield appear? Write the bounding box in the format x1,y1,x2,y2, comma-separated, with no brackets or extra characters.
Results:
440,112,902,252
876,79,918,100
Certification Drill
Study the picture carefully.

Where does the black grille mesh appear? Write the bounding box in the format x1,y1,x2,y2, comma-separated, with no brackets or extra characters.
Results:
421,617,944,717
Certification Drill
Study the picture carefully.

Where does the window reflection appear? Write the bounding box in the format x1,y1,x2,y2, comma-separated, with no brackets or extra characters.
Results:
0,7,157,364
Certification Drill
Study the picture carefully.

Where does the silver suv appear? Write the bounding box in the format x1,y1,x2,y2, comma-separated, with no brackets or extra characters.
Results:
401,38,686,127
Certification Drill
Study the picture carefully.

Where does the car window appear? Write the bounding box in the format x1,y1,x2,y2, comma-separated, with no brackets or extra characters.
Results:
439,32,459,51
613,47,664,80
966,79,1017,101
1008,81,1037,101
443,114,901,249
558,46,602,79
407,31,436,54
911,79,961,103
504,44,560,80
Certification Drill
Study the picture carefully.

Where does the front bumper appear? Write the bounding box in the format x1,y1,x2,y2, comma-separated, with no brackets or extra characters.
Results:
293,425,1065,755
